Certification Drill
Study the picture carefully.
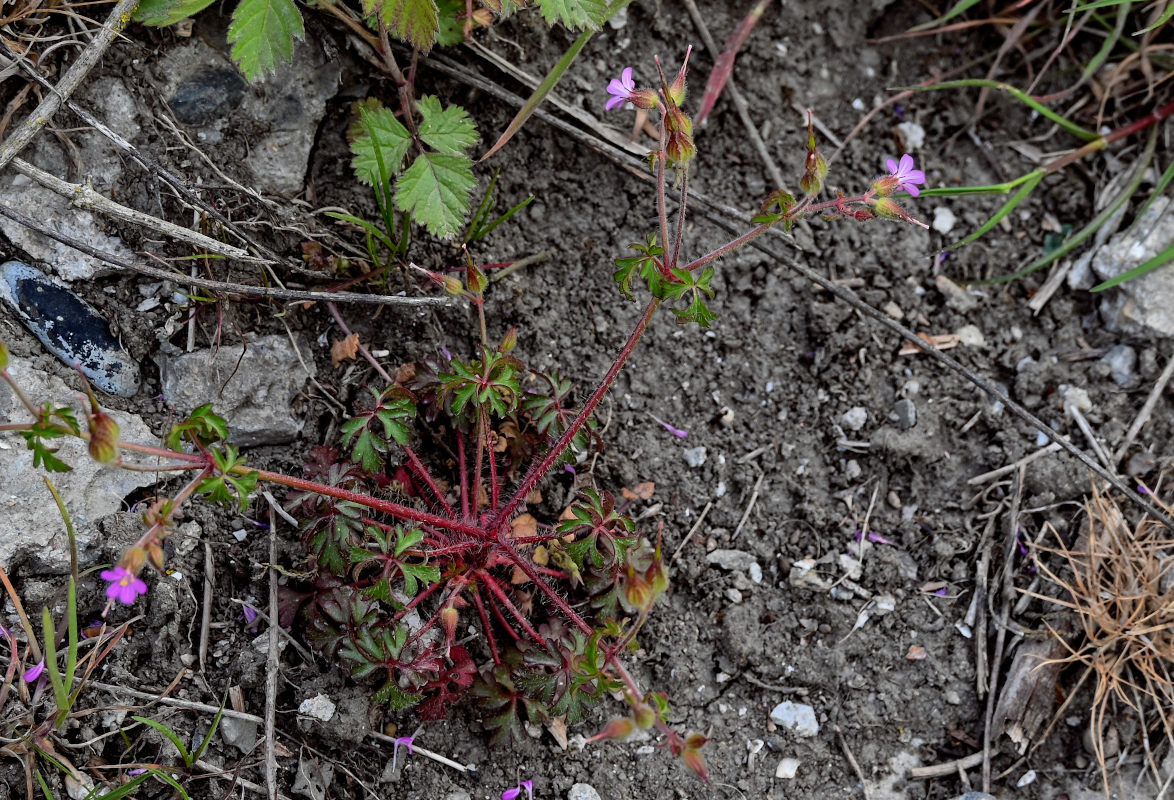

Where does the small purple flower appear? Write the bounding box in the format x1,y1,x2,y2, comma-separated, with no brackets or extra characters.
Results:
391,735,414,770
650,414,689,438
605,67,636,111
502,780,534,800
885,154,926,197
242,604,259,625
101,566,148,606
127,768,148,777
23,658,45,683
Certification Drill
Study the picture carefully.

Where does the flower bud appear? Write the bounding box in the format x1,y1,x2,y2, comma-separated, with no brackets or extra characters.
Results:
853,209,875,222
86,391,120,464
871,175,900,197
440,606,459,644
629,89,660,110
667,46,692,107
442,275,464,295
633,703,656,729
587,717,634,742
146,541,165,571
465,264,487,294
121,546,147,575
664,108,695,167
798,112,827,197
682,747,710,783
871,197,906,221
500,326,517,352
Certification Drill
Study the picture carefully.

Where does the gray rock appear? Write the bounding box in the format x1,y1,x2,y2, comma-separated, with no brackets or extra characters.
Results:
297,693,336,722
841,406,867,431
158,39,340,194
705,549,757,571
770,701,820,738
1092,196,1174,337
0,78,142,281
0,358,156,571
0,261,140,396
568,785,602,800
159,335,315,446
1100,344,1136,386
218,714,259,755
934,274,977,312
292,756,333,800
946,795,996,800
683,446,707,467
893,398,917,430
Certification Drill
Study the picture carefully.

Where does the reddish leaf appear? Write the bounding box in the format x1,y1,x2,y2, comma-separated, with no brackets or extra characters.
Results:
695,0,773,126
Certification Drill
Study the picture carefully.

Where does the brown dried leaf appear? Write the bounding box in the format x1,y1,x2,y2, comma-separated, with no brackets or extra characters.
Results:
510,513,538,539
331,332,361,365
899,332,961,356
621,481,656,501
547,716,569,750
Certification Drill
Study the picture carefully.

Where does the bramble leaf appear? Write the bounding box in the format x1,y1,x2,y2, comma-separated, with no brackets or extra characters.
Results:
197,444,257,511
351,106,413,186
361,0,439,51
417,96,477,156
395,152,476,238
536,0,608,29
166,403,229,450
227,0,304,81
135,0,217,26
340,387,417,472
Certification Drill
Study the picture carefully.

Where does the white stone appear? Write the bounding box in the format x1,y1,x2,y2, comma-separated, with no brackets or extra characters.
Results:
955,324,986,347
932,206,956,235
567,785,602,800
841,406,867,431
684,446,707,467
770,701,819,738
896,121,926,151
775,757,801,779
1092,196,1174,337
298,693,336,722
748,562,763,584
706,549,756,571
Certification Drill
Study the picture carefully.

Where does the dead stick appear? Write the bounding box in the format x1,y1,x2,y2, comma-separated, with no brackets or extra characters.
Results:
910,751,984,779
265,501,279,800
0,0,141,171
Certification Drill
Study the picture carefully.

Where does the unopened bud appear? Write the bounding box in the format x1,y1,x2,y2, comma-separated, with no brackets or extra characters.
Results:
147,542,165,571
664,108,695,166
853,209,875,221
587,717,635,742
500,327,517,352
440,606,459,643
872,197,905,221
466,264,487,294
798,111,827,196
667,46,692,107
629,89,659,110
442,275,464,295
86,389,120,464
633,703,656,729
871,175,900,197
121,546,147,575
682,747,710,783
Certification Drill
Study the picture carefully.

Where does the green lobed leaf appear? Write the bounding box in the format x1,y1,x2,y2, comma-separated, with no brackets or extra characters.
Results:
535,0,609,29
351,107,413,187
417,96,477,155
135,0,218,26
395,152,475,238
227,0,305,81
362,0,440,51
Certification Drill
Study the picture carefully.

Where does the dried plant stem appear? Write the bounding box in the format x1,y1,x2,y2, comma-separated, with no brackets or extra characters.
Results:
0,0,140,171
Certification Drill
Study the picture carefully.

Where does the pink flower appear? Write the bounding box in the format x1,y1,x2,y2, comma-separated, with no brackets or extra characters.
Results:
884,154,926,197
101,566,148,606
392,735,413,770
23,658,44,683
605,67,636,111
502,780,533,800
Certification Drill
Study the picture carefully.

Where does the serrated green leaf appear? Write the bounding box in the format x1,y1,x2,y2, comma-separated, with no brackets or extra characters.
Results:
395,152,475,238
374,681,424,709
401,562,440,596
417,96,477,155
435,0,466,45
536,0,608,29
351,107,413,186
362,0,439,51
672,296,719,327
135,0,218,26
228,0,304,81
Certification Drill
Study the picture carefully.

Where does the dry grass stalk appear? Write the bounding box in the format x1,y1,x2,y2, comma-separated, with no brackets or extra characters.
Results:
1025,486,1174,795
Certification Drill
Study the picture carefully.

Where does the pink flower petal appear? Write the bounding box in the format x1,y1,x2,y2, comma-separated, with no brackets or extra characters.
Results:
885,158,898,175
620,66,634,90
899,153,914,174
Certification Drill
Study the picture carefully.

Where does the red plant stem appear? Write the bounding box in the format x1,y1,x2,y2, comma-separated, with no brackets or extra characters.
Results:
1043,96,1174,175
422,541,481,557
498,537,592,635
457,431,471,520
491,297,662,532
488,435,500,511
472,410,487,515
470,589,501,664
403,445,455,517
478,570,544,646
681,221,773,273
247,466,485,538
669,166,689,269
391,578,445,622
655,119,670,255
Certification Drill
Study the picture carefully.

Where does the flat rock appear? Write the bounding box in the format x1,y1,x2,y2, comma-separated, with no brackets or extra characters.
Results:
1092,196,1174,337
157,39,340,194
706,549,757,571
298,693,336,722
0,261,140,396
218,715,259,754
567,785,602,800
0,358,156,571
159,334,316,446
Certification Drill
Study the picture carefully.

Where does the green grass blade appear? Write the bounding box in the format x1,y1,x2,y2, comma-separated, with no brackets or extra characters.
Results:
471,195,534,242
64,577,78,711
191,694,228,765
1071,0,1131,11
947,170,1044,250
480,0,634,162
918,170,1042,198
1092,239,1174,291
904,79,1099,141
464,168,501,243
324,212,397,252
133,716,192,766
1136,0,1174,33
35,769,55,799
1129,155,1174,231
1079,0,1128,84
41,607,69,721
909,0,981,31
986,126,1157,284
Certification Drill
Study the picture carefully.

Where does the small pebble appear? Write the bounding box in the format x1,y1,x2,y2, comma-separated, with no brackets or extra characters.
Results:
955,324,985,347
748,562,763,584
945,690,961,705
725,587,743,603
684,446,707,468
934,274,977,312
1100,344,1137,386
882,301,904,320
896,121,926,151
706,549,757,571
769,701,819,738
932,206,956,235
775,757,800,779
893,398,916,430
297,694,336,723
567,784,602,800
841,406,867,431
232,528,248,542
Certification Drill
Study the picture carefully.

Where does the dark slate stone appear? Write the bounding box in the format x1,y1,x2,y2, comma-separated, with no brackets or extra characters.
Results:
169,67,247,126
0,261,140,396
